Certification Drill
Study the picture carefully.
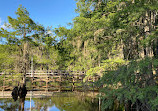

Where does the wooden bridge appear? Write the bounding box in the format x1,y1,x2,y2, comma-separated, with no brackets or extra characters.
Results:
0,70,100,92
0,91,98,99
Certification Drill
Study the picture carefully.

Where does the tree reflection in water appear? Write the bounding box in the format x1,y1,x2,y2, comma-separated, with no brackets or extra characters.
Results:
0,93,99,111
32,96,99,111
19,97,25,111
0,98,25,111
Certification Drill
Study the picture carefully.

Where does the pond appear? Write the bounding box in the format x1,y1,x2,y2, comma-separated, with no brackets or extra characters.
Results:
0,92,100,111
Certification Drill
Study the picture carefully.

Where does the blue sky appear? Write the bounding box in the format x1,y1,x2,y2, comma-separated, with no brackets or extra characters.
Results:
0,0,78,29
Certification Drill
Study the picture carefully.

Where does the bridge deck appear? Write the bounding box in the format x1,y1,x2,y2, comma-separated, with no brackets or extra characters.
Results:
0,91,98,98
0,91,54,98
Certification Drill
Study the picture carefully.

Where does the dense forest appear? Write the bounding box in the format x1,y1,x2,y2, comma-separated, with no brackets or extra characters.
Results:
0,0,158,110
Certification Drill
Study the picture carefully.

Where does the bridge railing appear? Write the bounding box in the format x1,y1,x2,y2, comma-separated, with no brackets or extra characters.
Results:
0,71,100,91
26,70,86,77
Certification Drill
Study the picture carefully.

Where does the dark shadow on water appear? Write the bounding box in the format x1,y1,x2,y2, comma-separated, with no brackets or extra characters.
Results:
11,84,27,111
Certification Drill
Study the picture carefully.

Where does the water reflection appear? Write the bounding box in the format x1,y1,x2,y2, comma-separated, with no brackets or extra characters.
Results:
0,93,99,111
19,98,25,111
11,84,27,111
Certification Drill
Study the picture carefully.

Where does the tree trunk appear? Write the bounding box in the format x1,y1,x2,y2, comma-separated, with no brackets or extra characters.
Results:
22,41,29,84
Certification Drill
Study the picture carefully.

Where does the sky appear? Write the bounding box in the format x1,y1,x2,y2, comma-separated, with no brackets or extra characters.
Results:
0,0,78,29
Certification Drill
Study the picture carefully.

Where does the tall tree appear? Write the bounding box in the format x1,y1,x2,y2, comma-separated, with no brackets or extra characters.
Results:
3,5,45,83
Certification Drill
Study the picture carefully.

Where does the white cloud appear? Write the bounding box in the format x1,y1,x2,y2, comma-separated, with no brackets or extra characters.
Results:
0,18,3,28
0,17,5,29
0,18,12,30
1,24,8,29
47,30,52,34
44,30,53,35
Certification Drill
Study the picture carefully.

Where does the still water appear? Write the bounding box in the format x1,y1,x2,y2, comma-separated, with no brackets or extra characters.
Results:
0,92,99,111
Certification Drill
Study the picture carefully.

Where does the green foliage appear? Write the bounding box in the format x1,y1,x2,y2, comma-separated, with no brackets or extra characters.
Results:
0,45,16,72
86,58,126,77
0,1,158,110
0,5,60,72
97,57,158,110
7,5,45,43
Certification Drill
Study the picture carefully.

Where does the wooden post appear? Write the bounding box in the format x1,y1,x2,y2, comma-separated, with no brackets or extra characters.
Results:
30,91,32,111
31,77,34,91
46,72,48,92
72,76,75,91
81,73,84,92
93,76,95,95
31,57,33,78
2,72,5,91
31,57,34,91
58,71,62,92
11,73,13,86
99,93,101,111
46,80,48,92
